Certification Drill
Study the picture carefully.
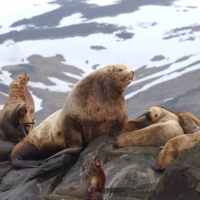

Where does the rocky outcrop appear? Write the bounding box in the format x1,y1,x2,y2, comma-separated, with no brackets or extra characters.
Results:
148,142,200,200
0,132,161,200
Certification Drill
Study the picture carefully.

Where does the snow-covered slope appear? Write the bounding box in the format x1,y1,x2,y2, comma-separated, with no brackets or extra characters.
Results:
0,0,200,125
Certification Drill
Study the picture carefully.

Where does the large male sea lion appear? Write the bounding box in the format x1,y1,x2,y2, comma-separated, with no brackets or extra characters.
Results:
148,114,200,171
0,72,35,161
10,64,134,168
115,107,184,147
53,155,105,199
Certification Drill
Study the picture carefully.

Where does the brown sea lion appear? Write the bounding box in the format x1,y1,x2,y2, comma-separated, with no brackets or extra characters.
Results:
161,106,200,128
115,107,184,148
148,114,200,171
0,72,35,161
53,155,105,199
1,72,35,125
0,103,33,161
10,64,134,168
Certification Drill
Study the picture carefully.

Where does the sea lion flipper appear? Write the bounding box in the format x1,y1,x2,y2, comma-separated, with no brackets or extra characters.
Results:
45,146,82,161
17,123,35,139
147,157,162,171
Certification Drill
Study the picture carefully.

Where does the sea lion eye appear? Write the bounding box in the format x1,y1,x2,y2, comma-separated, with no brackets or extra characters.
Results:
19,76,22,79
155,114,158,118
118,69,123,72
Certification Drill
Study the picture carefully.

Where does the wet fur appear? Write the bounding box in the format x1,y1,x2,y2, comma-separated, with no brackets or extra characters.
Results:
115,107,184,147
149,114,200,171
53,155,105,199
10,64,134,168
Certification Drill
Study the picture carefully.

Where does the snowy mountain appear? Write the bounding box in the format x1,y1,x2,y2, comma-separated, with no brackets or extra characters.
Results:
0,0,200,126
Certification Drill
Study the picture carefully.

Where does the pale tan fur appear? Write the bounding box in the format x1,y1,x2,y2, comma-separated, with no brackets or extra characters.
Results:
115,107,184,147
155,114,200,170
10,64,134,168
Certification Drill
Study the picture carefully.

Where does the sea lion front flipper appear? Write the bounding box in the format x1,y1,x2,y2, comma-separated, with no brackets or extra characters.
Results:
147,157,163,172
17,122,35,138
45,146,82,162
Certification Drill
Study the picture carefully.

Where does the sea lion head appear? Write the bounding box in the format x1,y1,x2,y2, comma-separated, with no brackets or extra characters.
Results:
179,114,200,134
12,103,33,134
144,107,162,124
103,64,134,93
10,72,29,91
90,155,103,172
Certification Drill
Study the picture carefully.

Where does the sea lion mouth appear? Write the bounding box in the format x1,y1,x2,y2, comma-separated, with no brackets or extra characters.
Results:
94,155,102,168
121,77,133,85
96,164,101,168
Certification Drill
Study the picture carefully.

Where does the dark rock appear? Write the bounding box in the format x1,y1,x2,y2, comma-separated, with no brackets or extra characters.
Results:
0,132,161,200
148,142,200,200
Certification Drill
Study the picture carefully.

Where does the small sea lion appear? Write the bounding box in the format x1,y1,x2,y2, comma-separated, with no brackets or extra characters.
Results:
0,72,34,161
148,114,200,171
0,103,32,161
1,72,35,125
115,107,184,147
10,64,134,169
53,155,105,200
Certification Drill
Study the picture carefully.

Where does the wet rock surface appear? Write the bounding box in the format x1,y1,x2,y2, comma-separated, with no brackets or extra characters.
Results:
0,132,161,200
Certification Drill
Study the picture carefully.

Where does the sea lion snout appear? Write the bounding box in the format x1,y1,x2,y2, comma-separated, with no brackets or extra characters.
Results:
145,111,151,121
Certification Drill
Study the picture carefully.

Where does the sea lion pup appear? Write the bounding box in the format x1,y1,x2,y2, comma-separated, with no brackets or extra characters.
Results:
10,64,134,169
0,103,32,161
161,106,200,127
115,107,184,148
53,155,105,200
148,114,200,171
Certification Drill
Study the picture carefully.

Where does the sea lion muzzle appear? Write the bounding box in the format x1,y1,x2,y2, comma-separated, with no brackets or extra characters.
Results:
17,122,35,138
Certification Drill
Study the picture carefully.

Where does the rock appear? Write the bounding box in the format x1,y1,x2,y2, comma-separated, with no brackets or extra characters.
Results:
0,132,161,200
148,142,200,200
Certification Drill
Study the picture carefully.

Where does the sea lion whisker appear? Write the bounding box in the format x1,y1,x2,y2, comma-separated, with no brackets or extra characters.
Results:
134,111,147,120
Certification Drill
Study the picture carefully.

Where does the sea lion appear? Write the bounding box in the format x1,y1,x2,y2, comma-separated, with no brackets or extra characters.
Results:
10,64,134,168
115,107,184,148
0,72,35,161
0,103,33,161
1,72,35,124
161,106,200,128
53,155,105,200
148,114,200,171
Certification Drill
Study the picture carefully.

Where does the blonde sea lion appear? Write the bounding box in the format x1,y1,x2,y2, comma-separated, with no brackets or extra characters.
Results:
0,72,34,161
115,107,184,148
53,155,105,199
148,114,200,171
129,106,200,134
10,64,134,168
